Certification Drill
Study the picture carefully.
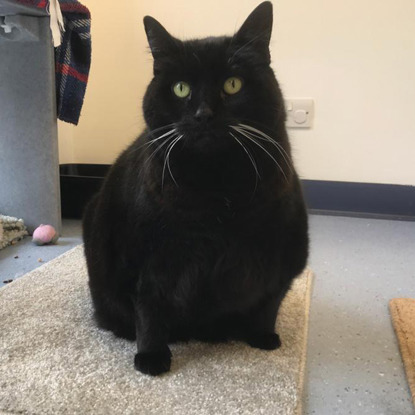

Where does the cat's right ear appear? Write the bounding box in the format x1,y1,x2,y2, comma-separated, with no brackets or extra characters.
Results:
143,16,178,60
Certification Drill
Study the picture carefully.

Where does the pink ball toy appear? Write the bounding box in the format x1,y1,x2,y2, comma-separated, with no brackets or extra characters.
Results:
32,224,59,245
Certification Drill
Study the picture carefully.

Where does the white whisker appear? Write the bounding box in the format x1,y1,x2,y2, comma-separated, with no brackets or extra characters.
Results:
142,128,177,150
230,131,260,196
231,127,288,182
148,123,176,136
235,124,294,174
236,124,294,173
229,132,261,179
166,135,183,188
145,134,177,166
132,127,177,156
162,135,182,189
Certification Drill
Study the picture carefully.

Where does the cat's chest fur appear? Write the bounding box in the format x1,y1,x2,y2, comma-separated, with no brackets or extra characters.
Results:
127,192,282,313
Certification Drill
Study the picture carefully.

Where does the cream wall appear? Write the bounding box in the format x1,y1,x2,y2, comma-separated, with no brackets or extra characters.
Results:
58,122,74,163
58,0,415,185
58,0,146,164
276,0,415,185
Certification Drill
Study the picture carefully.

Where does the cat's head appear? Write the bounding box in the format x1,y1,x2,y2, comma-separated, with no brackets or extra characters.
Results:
142,1,286,156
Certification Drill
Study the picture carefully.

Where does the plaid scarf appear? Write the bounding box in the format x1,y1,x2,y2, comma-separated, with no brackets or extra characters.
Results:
16,0,91,125
14,0,48,7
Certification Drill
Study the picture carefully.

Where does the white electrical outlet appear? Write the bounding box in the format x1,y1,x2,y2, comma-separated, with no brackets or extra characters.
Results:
285,99,314,128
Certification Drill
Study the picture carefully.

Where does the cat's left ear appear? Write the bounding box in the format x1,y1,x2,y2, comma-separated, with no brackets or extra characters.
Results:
234,2,273,62
143,16,178,60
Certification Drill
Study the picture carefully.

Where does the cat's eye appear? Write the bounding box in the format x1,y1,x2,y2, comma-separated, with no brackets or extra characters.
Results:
223,77,243,95
173,81,191,98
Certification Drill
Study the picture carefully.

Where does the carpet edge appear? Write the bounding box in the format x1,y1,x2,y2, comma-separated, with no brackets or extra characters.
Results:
0,244,84,294
389,299,415,409
295,268,314,415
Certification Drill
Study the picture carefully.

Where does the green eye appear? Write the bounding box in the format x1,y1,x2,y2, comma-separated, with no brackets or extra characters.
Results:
224,77,243,95
173,81,191,98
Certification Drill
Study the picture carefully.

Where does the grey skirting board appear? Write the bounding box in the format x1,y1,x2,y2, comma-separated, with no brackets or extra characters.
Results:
302,180,415,221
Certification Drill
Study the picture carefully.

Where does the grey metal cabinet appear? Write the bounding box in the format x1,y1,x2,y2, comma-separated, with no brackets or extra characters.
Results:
0,2,61,234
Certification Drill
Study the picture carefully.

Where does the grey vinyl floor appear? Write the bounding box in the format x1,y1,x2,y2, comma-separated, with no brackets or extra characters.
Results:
1,214,414,414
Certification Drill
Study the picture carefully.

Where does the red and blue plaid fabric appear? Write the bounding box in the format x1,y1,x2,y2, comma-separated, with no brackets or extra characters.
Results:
16,0,91,125
54,0,91,125
14,0,48,7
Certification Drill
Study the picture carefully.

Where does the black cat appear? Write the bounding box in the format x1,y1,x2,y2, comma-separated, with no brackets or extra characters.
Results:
83,1,308,376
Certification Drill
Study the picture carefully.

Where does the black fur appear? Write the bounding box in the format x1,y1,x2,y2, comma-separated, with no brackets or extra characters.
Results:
83,1,308,376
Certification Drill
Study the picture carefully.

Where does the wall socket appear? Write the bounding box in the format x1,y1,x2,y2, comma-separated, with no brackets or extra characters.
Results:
285,99,314,128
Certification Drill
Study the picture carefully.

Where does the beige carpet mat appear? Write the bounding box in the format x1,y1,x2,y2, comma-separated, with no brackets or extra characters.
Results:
390,298,415,408
0,245,313,415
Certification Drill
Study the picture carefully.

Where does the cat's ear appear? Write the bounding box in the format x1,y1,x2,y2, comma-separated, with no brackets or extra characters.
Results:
143,16,178,60
234,2,273,62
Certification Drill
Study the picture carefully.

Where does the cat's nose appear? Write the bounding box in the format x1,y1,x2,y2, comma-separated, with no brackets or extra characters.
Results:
195,103,214,122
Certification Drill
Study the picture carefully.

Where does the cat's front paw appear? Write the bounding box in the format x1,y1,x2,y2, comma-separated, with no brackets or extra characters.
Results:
246,332,281,350
134,347,172,376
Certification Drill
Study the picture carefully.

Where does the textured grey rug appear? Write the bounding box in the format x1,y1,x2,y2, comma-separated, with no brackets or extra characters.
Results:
0,245,312,415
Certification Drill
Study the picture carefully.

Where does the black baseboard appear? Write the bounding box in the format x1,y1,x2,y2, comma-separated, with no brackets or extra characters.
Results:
302,180,415,221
